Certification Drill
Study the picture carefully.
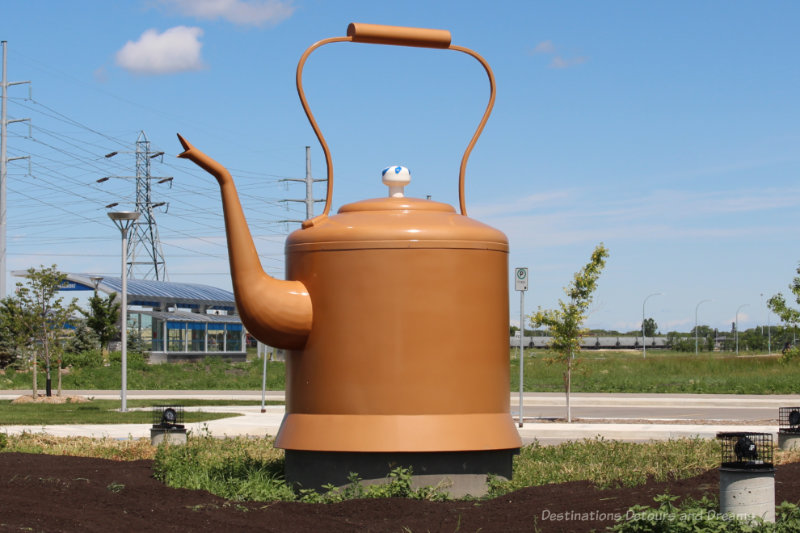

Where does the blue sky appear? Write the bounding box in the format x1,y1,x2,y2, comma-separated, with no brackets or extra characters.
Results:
2,1,799,334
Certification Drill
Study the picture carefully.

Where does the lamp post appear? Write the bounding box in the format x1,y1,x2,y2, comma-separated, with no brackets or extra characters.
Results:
768,310,772,355
735,303,749,356
642,292,662,359
695,299,711,355
108,211,139,412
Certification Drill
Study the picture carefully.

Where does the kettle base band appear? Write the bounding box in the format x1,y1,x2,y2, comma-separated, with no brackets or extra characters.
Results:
275,412,522,452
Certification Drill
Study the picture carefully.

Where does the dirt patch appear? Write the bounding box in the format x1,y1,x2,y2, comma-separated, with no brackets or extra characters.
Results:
1,453,799,532
10,395,90,405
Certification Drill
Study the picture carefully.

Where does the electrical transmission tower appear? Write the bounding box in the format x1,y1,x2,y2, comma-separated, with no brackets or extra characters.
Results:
280,146,326,224
100,130,171,281
0,41,31,298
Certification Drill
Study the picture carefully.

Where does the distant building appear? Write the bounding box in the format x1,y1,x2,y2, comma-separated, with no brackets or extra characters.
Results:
53,273,246,363
510,336,668,350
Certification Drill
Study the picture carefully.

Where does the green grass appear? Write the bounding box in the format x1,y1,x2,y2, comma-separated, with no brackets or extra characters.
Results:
510,349,800,394
1,433,157,460
3,349,800,394
149,435,722,501
489,437,720,494
124,399,282,407
6,432,800,504
0,399,241,425
0,355,286,391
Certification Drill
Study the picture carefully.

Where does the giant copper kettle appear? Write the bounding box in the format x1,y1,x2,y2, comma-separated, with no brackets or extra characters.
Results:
178,22,521,478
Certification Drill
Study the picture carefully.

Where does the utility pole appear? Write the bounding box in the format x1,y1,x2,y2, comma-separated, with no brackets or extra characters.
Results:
0,41,31,299
279,146,326,224
99,131,171,280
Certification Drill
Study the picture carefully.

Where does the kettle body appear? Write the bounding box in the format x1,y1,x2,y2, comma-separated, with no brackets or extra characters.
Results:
276,196,520,452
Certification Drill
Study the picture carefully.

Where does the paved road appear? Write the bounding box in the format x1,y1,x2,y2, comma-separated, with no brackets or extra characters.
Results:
1,390,795,445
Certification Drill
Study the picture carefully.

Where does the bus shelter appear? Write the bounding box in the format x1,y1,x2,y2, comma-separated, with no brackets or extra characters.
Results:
58,273,246,363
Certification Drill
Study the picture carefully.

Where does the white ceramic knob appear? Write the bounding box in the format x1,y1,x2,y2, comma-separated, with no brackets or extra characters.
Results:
381,165,411,198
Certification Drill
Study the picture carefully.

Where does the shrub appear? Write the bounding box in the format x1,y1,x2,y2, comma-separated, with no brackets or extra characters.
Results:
0,348,16,369
780,346,800,365
108,350,149,370
62,349,104,369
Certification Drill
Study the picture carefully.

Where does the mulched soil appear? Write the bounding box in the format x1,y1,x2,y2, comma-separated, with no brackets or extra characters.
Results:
1,453,800,532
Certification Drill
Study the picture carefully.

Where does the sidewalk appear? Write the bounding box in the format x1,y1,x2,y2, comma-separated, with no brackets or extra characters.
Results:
0,390,786,444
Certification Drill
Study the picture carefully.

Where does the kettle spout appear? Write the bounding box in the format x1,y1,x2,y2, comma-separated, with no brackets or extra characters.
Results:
177,134,312,349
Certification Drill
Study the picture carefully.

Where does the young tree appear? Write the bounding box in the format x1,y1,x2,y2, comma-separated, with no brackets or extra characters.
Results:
81,292,120,357
768,263,800,359
768,265,800,336
530,244,609,422
14,265,78,397
66,321,98,354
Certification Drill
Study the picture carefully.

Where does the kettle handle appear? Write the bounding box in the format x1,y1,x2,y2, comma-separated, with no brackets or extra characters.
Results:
297,23,496,226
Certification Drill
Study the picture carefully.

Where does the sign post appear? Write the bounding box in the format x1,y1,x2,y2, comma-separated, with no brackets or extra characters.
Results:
515,267,528,427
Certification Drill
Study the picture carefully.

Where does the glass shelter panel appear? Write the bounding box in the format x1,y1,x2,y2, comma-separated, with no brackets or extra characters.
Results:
226,323,243,352
151,317,164,352
167,322,186,352
188,322,205,351
208,324,225,352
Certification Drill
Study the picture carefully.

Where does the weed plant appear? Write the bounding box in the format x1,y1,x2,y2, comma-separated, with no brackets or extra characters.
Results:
152,433,450,502
612,493,800,532
152,433,295,501
296,468,449,503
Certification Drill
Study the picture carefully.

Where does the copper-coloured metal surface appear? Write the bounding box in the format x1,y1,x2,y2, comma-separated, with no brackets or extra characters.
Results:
177,134,313,350
178,23,521,454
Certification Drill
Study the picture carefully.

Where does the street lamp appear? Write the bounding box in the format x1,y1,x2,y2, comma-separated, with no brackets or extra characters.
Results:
108,211,139,412
768,309,772,355
695,299,712,355
90,275,104,293
735,304,749,356
642,292,662,359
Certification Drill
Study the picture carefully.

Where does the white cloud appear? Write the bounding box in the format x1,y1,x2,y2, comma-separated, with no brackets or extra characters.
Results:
473,185,800,249
469,190,572,218
550,55,588,69
532,40,555,54
530,40,587,69
158,0,294,27
115,26,206,75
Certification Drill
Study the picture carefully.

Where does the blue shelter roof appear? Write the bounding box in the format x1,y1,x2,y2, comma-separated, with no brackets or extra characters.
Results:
59,273,236,310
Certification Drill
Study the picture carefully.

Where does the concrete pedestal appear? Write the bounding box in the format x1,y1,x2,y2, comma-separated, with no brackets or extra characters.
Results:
778,431,800,451
719,467,775,523
284,449,516,498
150,427,187,446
